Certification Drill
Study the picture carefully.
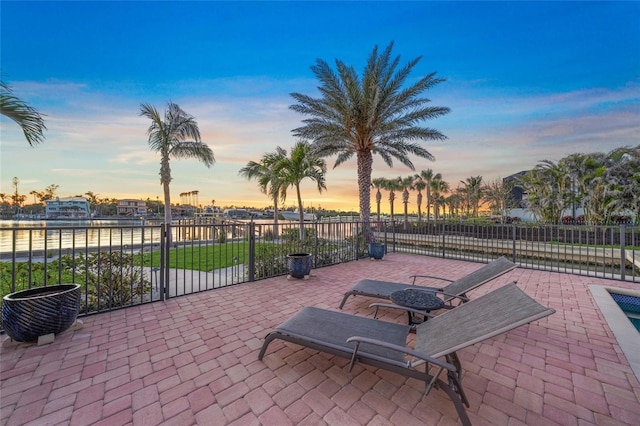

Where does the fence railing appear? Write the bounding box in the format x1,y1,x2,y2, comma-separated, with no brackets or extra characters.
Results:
1,220,638,322
384,221,639,282
0,220,368,318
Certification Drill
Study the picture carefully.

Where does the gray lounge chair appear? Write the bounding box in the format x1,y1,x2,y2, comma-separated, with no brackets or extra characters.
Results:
338,256,517,310
259,282,555,426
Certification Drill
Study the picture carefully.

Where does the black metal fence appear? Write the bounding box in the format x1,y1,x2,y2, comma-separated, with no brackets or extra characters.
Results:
384,221,639,282
0,220,369,318
1,219,638,322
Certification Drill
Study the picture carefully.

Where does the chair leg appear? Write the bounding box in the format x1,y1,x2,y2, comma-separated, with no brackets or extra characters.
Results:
338,292,355,309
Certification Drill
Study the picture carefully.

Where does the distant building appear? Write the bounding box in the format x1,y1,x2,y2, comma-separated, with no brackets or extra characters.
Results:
503,171,528,208
45,197,91,218
116,199,148,217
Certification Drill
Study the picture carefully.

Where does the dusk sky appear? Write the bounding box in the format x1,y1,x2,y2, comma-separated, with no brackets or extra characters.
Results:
1,1,638,212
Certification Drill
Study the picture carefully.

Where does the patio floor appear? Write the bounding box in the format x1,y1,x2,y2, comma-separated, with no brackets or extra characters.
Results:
1,254,639,425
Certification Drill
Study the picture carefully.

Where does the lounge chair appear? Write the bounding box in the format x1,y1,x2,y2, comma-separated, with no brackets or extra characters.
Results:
338,256,517,310
259,282,554,426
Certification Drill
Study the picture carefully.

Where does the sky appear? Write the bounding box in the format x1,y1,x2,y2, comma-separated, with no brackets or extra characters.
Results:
1,1,639,213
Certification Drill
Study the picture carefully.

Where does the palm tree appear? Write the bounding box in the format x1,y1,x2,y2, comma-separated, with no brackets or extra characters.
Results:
519,160,570,224
602,145,640,224
413,174,426,222
139,102,215,245
418,169,439,222
273,141,327,242
430,176,449,222
460,176,484,218
383,177,403,225
85,191,100,217
0,80,47,146
371,177,387,223
239,147,287,238
483,178,514,220
289,42,450,230
400,175,414,229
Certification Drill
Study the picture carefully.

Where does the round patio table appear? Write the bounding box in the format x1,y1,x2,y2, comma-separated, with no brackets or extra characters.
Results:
390,288,445,325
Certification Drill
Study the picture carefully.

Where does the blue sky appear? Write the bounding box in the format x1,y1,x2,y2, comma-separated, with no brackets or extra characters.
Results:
1,1,639,212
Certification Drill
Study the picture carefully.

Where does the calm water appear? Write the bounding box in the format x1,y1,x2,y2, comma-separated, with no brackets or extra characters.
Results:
0,219,156,254
0,218,358,255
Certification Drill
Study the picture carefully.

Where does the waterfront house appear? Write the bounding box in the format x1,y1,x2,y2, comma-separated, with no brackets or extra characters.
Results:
44,197,91,219
116,199,148,217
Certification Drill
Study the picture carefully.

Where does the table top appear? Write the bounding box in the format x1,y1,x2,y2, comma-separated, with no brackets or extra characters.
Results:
390,288,445,311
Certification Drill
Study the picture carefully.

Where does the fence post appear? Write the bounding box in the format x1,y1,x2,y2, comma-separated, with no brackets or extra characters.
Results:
160,223,167,301
248,222,255,282
512,223,517,263
441,221,445,258
620,225,626,281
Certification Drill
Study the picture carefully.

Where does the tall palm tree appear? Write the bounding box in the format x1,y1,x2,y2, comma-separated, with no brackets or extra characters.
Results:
460,176,484,218
400,175,414,229
140,102,215,245
418,169,439,222
273,141,327,241
1,80,47,146
289,42,449,230
239,147,287,238
413,174,426,222
371,177,387,223
383,177,403,225
430,176,449,222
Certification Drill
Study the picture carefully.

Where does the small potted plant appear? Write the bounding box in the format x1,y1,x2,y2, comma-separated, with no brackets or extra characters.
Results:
369,240,385,260
367,223,385,260
286,253,313,279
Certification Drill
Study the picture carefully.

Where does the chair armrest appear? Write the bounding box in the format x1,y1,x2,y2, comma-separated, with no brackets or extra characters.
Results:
409,274,454,286
436,291,470,303
369,302,437,319
346,335,456,371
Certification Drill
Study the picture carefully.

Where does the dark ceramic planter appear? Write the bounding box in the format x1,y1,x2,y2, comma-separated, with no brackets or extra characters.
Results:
2,284,81,343
369,243,385,260
286,253,313,279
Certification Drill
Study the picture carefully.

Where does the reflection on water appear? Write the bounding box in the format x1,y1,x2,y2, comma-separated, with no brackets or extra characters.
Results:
0,219,360,255
0,219,160,254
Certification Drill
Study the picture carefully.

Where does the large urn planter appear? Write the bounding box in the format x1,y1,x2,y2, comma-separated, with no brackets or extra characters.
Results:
369,243,385,260
2,284,83,345
286,253,313,279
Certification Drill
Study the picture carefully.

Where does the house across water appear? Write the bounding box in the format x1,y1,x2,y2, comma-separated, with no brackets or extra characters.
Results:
45,197,91,219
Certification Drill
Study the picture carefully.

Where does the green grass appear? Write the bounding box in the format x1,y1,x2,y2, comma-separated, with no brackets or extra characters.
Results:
138,242,251,271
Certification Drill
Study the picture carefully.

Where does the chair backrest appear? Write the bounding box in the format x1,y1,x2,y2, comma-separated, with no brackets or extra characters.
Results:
442,256,516,300
413,282,555,362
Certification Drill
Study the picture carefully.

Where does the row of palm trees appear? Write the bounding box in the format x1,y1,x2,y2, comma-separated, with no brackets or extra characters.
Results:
370,172,511,227
368,145,640,227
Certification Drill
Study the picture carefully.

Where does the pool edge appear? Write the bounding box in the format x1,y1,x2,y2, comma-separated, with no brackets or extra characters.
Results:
589,285,640,383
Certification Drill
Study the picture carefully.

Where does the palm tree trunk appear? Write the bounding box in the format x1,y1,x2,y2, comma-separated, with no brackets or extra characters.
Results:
273,198,280,239
357,151,373,222
357,151,373,241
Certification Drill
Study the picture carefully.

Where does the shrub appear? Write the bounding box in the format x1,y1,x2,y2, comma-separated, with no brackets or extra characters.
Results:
58,251,151,312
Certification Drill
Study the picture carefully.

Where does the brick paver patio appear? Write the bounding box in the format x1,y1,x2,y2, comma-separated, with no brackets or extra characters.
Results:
1,254,639,425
